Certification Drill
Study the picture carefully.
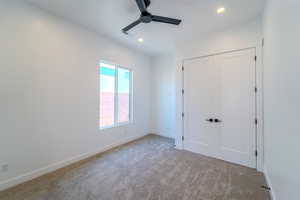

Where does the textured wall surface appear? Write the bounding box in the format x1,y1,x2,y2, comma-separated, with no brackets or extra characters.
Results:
0,0,151,190
263,0,300,199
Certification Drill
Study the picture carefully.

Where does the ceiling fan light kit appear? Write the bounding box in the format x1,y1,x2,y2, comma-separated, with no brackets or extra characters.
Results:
122,0,182,34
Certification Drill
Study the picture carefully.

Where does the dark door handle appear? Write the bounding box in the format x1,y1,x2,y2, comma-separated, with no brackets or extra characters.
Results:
206,118,214,122
214,118,222,123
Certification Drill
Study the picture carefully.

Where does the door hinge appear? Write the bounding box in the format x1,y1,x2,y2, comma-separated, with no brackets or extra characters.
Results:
182,89,184,95
182,136,184,141
182,112,185,118
254,56,257,61
262,38,265,47
255,118,258,125
255,87,258,93
182,66,184,71
255,150,258,157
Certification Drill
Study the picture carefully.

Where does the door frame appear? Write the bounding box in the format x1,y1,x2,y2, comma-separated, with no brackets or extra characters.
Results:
179,47,264,171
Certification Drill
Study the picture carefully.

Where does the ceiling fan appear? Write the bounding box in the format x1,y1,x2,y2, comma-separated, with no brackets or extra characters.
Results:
122,0,182,34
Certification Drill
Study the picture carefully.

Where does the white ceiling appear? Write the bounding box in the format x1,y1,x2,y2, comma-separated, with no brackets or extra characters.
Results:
25,0,265,56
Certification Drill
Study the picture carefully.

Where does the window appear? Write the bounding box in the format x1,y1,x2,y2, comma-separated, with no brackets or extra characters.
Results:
99,61,132,129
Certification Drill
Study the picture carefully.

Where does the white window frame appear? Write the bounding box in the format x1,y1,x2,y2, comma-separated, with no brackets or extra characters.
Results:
99,60,133,130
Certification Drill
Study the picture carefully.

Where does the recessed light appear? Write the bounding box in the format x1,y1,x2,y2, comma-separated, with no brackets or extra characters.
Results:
217,7,226,14
138,38,144,43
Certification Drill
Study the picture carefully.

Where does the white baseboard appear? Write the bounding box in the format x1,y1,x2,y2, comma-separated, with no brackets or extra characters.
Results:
0,134,147,192
152,132,175,139
264,167,276,200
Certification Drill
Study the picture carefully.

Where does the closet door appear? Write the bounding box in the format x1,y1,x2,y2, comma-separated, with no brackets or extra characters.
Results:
183,48,256,168
215,49,256,168
183,57,219,158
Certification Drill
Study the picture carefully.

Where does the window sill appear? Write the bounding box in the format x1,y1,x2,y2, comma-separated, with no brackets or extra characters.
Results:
99,121,132,131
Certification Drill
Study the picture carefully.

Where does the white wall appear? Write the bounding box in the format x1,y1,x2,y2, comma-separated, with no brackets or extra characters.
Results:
176,19,262,59
263,0,300,199
0,0,151,190
150,55,176,139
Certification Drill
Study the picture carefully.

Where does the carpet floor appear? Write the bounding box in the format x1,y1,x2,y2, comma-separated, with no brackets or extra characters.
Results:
0,135,270,200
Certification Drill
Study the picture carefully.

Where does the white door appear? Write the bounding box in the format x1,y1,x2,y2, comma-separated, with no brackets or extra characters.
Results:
183,48,256,168
184,57,220,159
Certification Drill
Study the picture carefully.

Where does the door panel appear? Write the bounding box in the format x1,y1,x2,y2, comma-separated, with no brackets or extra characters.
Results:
184,57,218,158
216,49,256,168
183,49,256,168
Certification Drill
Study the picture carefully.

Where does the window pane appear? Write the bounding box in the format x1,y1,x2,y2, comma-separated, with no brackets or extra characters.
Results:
100,63,115,128
118,68,130,123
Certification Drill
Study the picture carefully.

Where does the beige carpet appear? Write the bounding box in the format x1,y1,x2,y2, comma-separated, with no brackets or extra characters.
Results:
0,135,270,200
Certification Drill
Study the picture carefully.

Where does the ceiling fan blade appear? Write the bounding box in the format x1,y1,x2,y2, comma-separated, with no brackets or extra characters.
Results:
122,19,142,34
144,0,151,8
135,0,147,12
152,15,182,25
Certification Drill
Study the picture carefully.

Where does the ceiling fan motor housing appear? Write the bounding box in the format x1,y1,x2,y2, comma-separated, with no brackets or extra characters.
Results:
141,12,152,23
